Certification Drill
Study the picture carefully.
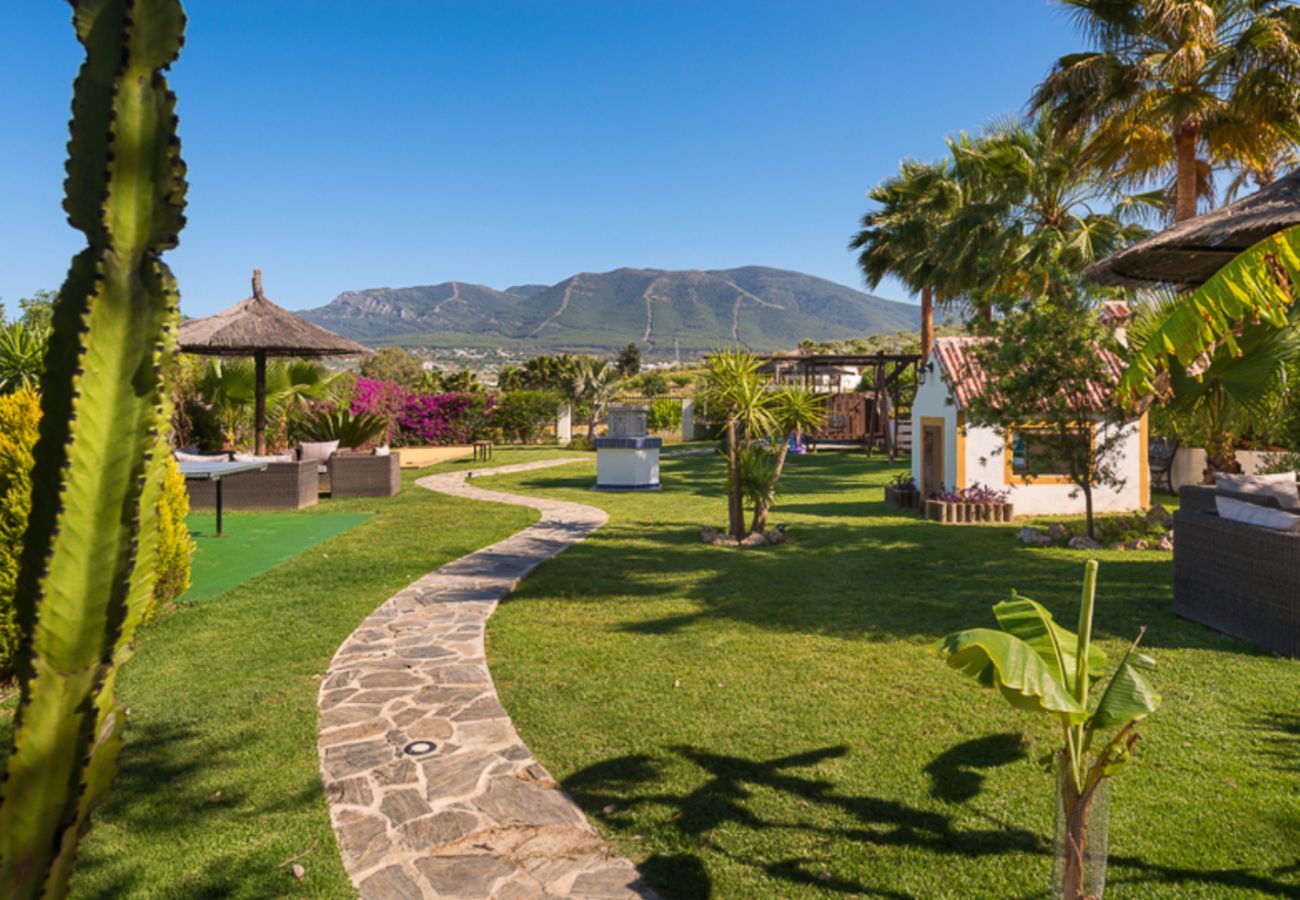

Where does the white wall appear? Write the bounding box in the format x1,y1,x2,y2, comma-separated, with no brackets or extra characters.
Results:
963,418,1146,516
1169,448,1276,491
910,372,959,489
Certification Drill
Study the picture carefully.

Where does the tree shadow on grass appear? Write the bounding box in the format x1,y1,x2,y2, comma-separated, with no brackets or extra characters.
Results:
69,718,332,899
564,740,1299,899
564,743,1045,899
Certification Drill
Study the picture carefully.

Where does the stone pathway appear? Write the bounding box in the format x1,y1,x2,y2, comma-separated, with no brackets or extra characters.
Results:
316,459,656,899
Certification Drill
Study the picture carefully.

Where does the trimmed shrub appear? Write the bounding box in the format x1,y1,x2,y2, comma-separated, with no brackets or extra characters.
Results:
0,390,194,675
150,456,195,621
0,388,40,677
495,390,561,443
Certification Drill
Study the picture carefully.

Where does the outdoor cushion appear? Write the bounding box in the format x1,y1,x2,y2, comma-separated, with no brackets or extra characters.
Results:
1214,471,1300,511
174,450,231,463
1215,495,1300,532
298,440,340,473
232,452,295,464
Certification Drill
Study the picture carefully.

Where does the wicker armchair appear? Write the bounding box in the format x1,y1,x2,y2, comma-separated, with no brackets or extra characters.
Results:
1173,485,1298,658
186,458,319,511
329,451,401,498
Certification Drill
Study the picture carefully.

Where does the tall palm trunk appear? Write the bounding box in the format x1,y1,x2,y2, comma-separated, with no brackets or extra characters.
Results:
750,438,792,534
920,286,935,363
1174,126,1199,222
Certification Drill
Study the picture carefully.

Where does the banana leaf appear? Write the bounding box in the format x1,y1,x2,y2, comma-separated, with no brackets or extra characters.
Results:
1089,645,1161,734
993,596,1107,691
934,628,1086,721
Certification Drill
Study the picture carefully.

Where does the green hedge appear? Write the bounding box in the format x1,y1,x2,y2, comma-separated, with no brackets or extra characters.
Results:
0,389,193,676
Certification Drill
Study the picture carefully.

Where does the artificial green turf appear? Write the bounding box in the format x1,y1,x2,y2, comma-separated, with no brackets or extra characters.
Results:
478,453,1300,899
183,512,371,602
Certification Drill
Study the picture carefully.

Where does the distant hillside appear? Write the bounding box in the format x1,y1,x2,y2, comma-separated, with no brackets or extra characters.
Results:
299,266,920,356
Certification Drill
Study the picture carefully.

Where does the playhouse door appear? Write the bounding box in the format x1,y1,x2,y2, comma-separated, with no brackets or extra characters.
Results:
921,422,944,497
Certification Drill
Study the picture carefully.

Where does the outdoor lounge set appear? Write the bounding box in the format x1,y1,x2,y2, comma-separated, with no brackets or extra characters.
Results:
181,443,400,511
1174,473,1299,658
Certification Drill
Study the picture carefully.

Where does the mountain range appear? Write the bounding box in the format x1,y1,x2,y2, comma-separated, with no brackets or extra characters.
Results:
298,266,920,357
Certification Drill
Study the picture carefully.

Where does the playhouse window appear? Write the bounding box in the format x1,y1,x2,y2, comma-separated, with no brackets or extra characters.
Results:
1007,426,1091,482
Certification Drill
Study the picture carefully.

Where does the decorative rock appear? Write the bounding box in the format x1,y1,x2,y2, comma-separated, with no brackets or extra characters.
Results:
1124,539,1150,551
1019,526,1053,546
317,459,654,899
740,532,768,547
1158,534,1174,552
1146,504,1174,529
1068,535,1102,550
1046,522,1070,542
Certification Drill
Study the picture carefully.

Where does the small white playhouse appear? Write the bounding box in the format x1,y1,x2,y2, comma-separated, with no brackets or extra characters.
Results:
911,336,1149,517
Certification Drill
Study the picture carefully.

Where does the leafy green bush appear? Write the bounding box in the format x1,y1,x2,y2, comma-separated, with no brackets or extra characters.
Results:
150,457,195,621
0,388,40,677
494,390,561,443
0,390,193,674
647,397,682,431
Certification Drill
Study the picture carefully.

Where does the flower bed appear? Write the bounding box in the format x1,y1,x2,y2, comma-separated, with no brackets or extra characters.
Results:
924,484,1013,524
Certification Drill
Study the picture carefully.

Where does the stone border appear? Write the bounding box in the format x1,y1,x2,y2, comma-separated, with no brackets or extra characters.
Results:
317,459,656,899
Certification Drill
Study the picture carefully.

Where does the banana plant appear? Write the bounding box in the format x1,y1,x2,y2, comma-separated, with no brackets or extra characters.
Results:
0,1,188,897
1119,224,1300,410
934,561,1161,900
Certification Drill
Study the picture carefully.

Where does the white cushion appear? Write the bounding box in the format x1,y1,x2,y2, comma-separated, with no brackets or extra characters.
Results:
298,440,340,462
232,452,295,464
1214,471,1300,511
372,445,391,457
174,450,229,463
1215,495,1300,532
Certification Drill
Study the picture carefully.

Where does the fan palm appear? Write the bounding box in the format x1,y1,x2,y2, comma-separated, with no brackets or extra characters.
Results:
850,158,961,359
1031,0,1300,222
568,357,621,439
197,358,339,448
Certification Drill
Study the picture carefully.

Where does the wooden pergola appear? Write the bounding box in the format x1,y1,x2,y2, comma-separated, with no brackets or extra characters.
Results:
755,351,921,460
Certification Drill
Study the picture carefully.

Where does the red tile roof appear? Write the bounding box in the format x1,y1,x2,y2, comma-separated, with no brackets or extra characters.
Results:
932,336,1124,412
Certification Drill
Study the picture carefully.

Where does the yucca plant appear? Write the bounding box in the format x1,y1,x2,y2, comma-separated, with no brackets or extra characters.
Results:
293,407,390,450
934,561,1161,900
0,321,50,394
0,1,188,896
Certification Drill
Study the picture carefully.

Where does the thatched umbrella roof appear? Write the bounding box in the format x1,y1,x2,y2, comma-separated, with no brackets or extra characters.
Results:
179,269,368,454
1085,169,1300,289
179,269,368,357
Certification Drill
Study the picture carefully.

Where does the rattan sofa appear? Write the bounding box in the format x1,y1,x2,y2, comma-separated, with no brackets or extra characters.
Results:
329,451,401,498
1173,485,1298,657
186,458,320,511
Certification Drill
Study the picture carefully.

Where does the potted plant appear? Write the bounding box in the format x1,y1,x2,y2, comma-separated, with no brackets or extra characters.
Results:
884,472,919,509
934,561,1161,899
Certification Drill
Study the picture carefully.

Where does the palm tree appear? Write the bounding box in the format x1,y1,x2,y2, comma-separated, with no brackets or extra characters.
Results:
198,357,338,449
1031,0,1300,222
749,386,826,534
568,357,621,439
937,115,1156,299
0,321,49,394
699,349,775,538
850,158,960,360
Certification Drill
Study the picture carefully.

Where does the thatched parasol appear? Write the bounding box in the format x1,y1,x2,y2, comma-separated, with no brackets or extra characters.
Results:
1085,169,1300,289
179,269,369,454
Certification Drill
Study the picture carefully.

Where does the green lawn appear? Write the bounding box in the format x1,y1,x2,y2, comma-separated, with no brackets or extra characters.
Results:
478,452,1300,899
0,448,574,899
1,448,1294,898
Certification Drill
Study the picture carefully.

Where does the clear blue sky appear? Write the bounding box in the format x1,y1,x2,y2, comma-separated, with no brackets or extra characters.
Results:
2,1,1079,318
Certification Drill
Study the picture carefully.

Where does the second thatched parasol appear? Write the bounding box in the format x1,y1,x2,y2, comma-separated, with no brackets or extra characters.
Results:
179,269,369,454
1085,169,1300,290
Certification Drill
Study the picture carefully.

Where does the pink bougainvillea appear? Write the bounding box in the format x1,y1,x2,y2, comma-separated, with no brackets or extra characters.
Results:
347,378,494,446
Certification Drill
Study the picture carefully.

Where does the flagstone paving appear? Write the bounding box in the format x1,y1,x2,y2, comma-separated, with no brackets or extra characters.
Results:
317,459,655,899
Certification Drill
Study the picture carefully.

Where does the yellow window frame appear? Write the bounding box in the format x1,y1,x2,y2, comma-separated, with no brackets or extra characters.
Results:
1003,422,1095,486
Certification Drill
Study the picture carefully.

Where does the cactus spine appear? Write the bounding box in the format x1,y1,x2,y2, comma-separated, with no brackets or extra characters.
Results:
0,1,188,896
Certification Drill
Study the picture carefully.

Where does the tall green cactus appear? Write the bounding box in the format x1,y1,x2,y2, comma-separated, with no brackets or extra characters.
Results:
0,1,187,896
